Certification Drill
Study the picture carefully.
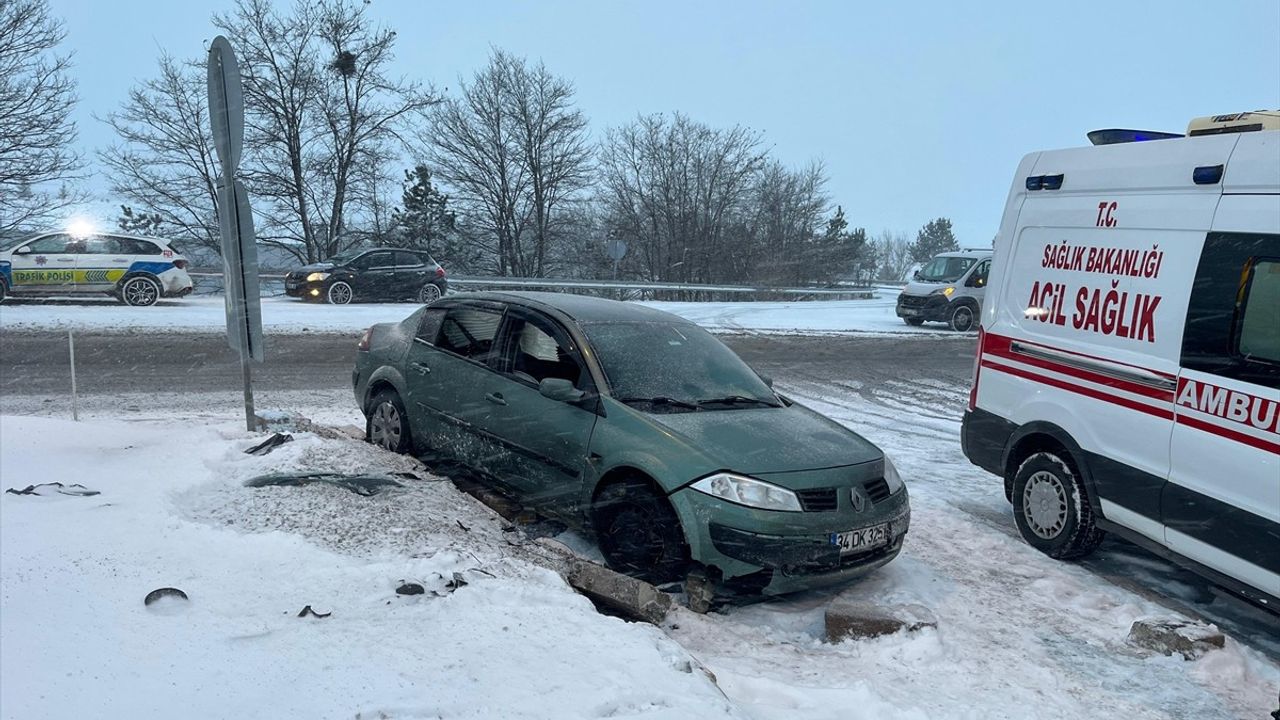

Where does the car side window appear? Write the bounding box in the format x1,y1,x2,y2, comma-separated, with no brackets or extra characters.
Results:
116,237,161,255
363,251,395,270
394,251,424,268
81,236,123,255
1237,259,1280,365
968,259,991,287
416,307,447,344
437,306,502,362
1182,232,1280,388
24,235,73,254
501,314,587,389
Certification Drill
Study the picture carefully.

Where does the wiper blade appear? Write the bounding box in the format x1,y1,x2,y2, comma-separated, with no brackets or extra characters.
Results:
616,396,700,411
696,395,780,408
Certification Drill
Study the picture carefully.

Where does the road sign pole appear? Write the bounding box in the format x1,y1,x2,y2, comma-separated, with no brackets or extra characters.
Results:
208,35,262,431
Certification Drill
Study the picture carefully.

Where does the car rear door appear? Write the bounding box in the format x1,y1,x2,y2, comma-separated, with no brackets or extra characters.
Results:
405,301,509,472
75,235,130,291
394,251,432,299
482,307,601,506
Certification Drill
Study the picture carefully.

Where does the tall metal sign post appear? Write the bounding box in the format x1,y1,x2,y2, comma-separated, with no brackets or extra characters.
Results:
208,35,264,431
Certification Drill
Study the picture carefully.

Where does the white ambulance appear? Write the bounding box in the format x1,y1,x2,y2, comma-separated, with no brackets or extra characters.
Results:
961,111,1280,607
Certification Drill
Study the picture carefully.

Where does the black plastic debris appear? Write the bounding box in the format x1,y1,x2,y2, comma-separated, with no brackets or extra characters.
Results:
144,587,189,606
244,433,293,456
245,472,404,497
395,582,425,596
6,482,100,497
296,605,331,619
445,572,468,592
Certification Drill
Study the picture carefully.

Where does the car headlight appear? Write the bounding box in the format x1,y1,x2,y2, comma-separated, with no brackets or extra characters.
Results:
306,272,330,282
931,286,955,297
691,472,802,512
883,454,904,493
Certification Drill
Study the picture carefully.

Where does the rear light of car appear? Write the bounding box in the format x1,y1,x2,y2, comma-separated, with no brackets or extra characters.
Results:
357,328,373,351
435,267,446,278
173,259,188,269
968,326,984,411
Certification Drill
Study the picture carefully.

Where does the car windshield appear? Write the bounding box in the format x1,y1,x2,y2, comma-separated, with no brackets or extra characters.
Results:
583,321,776,410
917,255,977,283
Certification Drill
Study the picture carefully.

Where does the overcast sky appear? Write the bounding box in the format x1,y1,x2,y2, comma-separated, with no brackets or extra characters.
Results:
52,0,1280,247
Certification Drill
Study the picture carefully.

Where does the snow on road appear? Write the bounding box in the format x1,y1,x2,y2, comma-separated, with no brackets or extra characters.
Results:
0,416,736,720
3,399,1276,718
0,293,948,337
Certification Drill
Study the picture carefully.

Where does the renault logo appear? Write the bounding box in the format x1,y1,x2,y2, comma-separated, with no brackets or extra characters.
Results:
850,487,866,513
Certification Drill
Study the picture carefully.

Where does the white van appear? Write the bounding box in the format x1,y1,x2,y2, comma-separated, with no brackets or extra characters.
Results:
961,112,1280,607
896,250,993,331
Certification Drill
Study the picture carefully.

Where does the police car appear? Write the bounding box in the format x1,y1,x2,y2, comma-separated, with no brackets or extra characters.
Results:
962,111,1280,607
0,231,194,306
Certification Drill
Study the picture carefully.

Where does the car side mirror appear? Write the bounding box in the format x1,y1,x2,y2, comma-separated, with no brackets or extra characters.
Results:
759,374,774,388
539,377,585,404
912,270,921,280
14,246,30,255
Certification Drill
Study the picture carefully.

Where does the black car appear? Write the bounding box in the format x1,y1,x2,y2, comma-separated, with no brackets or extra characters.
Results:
285,248,448,304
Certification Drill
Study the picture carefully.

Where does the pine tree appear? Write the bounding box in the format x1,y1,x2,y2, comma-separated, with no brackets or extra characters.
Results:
117,205,164,235
909,217,958,262
392,165,455,254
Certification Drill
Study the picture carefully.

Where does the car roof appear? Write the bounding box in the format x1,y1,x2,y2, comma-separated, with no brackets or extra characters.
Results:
450,291,694,325
24,231,175,247
935,250,992,258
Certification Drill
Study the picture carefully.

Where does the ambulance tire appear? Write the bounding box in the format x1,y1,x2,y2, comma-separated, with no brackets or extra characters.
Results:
1010,451,1104,561
948,302,977,332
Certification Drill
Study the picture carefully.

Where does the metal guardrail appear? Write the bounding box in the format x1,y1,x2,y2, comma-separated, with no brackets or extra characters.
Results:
188,272,878,299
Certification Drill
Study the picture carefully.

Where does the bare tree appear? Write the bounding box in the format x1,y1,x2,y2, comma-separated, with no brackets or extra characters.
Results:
99,54,221,251
598,113,766,288
0,0,80,232
213,0,436,263
875,229,914,281
426,49,591,276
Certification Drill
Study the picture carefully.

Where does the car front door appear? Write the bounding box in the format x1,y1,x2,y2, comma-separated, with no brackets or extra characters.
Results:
405,302,509,473
351,251,397,300
483,308,601,507
10,234,76,292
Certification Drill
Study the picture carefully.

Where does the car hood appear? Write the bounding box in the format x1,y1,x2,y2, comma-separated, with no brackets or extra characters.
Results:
295,262,336,274
901,279,952,296
646,403,881,476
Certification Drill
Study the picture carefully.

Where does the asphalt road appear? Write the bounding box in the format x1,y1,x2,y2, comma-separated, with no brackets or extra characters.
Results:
0,330,976,397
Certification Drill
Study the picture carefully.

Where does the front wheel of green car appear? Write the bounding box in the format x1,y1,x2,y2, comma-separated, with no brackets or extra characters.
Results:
366,390,413,454
593,478,689,585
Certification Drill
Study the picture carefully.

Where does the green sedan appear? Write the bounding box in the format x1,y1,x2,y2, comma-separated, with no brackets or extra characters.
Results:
353,292,909,602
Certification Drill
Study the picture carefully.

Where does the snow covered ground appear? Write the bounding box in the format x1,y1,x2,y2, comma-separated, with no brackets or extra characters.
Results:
3,397,1276,718
0,293,945,336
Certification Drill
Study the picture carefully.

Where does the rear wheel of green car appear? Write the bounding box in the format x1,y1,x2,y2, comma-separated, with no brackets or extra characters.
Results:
593,478,689,585
367,389,413,454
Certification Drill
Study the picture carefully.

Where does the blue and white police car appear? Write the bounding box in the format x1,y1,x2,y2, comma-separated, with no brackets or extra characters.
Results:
0,230,195,306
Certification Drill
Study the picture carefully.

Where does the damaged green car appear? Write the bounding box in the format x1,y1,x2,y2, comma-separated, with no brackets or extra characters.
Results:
353,292,909,600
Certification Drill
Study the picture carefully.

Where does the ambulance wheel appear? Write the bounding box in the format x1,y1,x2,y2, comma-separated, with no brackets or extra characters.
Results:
948,303,976,332
903,318,924,326
1011,452,1104,560
120,276,161,307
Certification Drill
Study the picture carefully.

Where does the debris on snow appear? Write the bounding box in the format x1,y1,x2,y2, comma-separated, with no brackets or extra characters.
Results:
395,582,425,596
824,598,938,642
244,432,293,456
296,605,332,619
245,472,405,497
1128,618,1226,660
143,587,188,606
6,482,100,497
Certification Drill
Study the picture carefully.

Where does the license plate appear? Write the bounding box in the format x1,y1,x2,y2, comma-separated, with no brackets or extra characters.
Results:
899,308,919,316
831,524,889,554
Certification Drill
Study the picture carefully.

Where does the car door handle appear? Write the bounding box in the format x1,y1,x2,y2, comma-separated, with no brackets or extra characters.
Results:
410,362,431,375
56,258,74,263
112,258,128,262
485,392,507,406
